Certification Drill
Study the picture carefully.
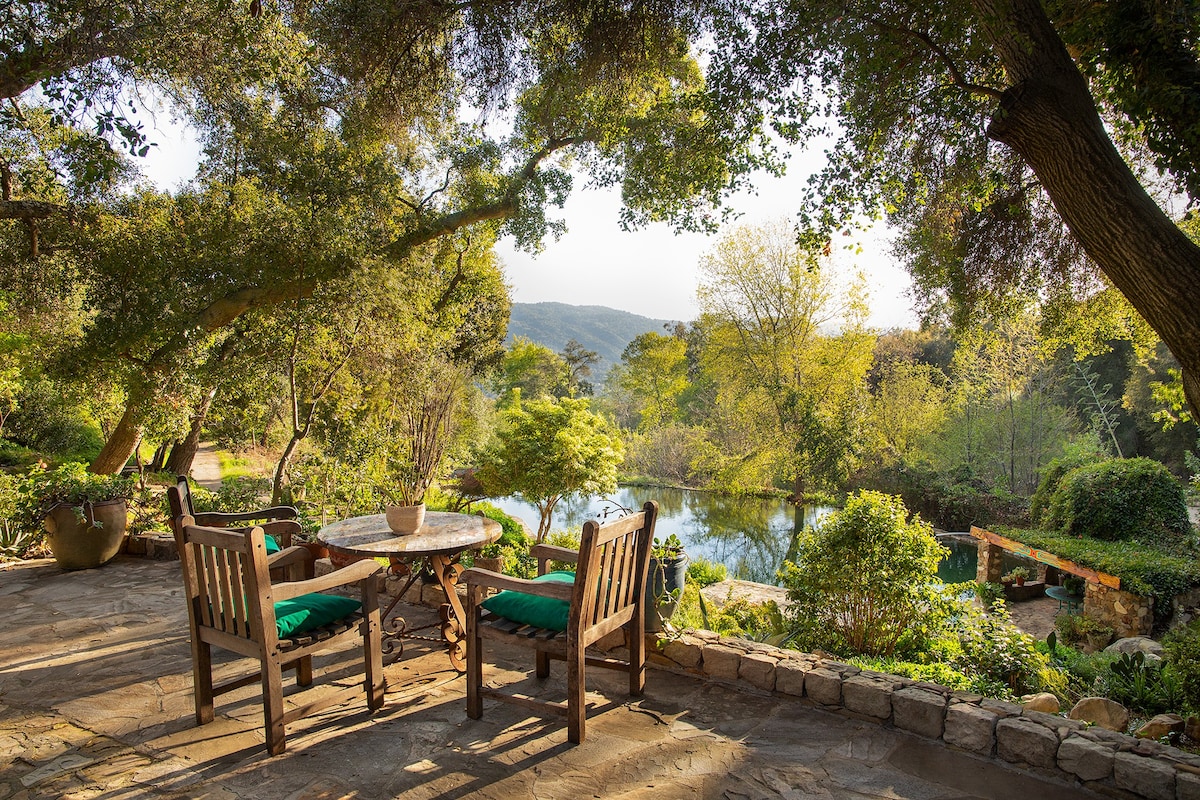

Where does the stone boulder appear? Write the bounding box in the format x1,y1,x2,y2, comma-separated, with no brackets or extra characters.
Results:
1136,713,1184,740
1019,693,1060,713
1105,636,1164,660
1068,697,1130,732
1187,715,1200,742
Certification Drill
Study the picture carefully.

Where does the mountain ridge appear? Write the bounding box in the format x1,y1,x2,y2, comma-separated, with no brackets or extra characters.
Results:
506,301,677,373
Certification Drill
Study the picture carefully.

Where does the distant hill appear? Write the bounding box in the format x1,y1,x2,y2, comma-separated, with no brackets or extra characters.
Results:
507,302,675,374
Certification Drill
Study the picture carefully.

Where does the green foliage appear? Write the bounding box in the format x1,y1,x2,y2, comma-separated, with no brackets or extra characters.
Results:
1054,613,1116,647
686,556,727,588
188,476,273,514
476,395,623,541
851,658,979,693
1002,566,1031,582
1165,619,1200,714
949,601,1067,699
779,490,949,658
21,462,134,523
1043,458,1191,548
1030,453,1101,527
0,470,41,558
1101,651,1182,716
650,533,685,560
974,581,1005,605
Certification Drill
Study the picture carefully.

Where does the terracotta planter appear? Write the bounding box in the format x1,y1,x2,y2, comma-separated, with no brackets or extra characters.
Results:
43,499,128,570
299,541,329,560
385,503,425,534
1015,577,1026,587
329,549,369,570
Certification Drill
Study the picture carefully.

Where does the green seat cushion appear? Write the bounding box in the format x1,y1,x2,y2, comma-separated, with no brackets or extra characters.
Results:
264,534,281,554
481,571,576,631
274,593,361,638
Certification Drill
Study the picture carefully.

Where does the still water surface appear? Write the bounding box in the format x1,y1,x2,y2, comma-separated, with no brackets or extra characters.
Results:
489,486,982,585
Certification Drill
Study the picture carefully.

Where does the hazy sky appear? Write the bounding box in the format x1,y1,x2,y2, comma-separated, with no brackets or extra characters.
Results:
140,117,918,329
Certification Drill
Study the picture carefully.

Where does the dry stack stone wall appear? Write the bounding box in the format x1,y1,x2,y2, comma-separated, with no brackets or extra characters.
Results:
1088,582,1154,638
641,630,1200,800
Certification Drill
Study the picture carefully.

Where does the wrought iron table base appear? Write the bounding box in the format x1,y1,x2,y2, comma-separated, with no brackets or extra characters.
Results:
379,553,468,671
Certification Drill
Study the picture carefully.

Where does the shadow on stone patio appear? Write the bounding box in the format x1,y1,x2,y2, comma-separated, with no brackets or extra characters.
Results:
1,557,1111,799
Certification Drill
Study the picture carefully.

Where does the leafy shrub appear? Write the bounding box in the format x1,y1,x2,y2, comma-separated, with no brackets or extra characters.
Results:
860,459,1028,531
4,382,105,462
951,601,1067,699
0,470,41,558
779,490,949,658
687,556,727,587
1100,651,1182,715
1054,613,1115,648
1043,458,1190,548
974,581,1005,605
1030,453,1098,527
1164,619,1200,713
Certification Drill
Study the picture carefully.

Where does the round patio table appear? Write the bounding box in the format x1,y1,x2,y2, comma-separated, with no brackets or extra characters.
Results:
318,511,501,671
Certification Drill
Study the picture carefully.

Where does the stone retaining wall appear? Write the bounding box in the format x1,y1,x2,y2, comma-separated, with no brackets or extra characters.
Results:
1088,582,1154,638
643,630,1200,800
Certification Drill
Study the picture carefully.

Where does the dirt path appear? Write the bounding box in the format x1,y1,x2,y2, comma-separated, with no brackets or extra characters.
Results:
190,442,222,490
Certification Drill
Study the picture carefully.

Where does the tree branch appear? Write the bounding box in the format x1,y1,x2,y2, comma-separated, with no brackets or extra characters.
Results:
865,16,1005,100
382,136,581,259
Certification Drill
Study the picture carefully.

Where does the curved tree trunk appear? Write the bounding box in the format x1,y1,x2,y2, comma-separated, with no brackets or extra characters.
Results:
972,0,1200,418
166,387,217,477
90,389,149,474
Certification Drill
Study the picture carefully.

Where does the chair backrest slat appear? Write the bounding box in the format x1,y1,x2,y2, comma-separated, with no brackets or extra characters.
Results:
572,501,658,633
169,480,274,645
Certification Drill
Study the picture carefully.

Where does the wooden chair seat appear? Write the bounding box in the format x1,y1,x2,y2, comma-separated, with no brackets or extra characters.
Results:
463,501,658,743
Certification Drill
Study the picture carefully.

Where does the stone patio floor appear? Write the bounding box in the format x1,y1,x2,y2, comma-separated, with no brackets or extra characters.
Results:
0,557,1102,799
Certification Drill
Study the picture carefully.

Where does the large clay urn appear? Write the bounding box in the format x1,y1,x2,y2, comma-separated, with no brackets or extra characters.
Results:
44,499,128,570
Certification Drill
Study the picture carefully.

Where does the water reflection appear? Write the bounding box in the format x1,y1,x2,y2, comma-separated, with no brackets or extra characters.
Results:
488,486,834,584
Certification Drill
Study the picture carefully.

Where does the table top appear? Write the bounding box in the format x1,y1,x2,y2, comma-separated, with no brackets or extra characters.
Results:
317,511,502,558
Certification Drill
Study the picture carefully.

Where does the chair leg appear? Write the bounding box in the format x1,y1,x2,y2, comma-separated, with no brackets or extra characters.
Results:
466,587,483,720
364,609,385,710
566,644,585,744
192,639,215,725
262,658,287,755
536,650,550,679
295,655,313,687
628,620,646,697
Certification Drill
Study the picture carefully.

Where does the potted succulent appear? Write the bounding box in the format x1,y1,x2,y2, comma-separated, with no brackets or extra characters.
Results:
26,463,134,570
645,534,688,632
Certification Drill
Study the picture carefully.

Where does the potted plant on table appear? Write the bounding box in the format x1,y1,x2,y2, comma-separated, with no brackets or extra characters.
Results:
26,463,135,570
378,360,467,535
645,534,688,633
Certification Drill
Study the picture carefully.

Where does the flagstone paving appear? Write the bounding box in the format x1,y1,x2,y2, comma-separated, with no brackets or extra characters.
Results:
0,558,1100,799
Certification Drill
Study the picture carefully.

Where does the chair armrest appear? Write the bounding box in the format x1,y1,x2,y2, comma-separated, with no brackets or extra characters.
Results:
272,559,382,602
460,568,575,601
267,546,312,570
530,544,579,564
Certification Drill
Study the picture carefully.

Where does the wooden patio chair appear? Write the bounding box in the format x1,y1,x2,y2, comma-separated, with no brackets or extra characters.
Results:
463,501,658,743
169,486,385,755
171,475,313,580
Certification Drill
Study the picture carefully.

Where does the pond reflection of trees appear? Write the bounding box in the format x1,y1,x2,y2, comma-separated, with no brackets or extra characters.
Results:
490,486,835,585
